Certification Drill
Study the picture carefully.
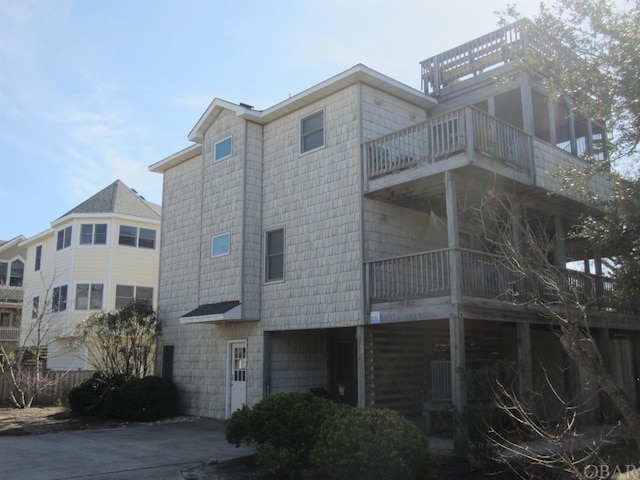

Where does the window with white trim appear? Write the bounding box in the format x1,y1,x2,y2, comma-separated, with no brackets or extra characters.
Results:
214,136,232,161
80,224,107,245
265,228,284,282
300,111,324,153
56,226,72,251
52,285,68,312
35,245,42,271
211,233,230,257
115,285,154,310
32,296,39,319
118,225,156,249
75,283,104,310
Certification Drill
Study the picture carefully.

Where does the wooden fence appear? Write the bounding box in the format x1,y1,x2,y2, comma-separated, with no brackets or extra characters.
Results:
0,370,92,407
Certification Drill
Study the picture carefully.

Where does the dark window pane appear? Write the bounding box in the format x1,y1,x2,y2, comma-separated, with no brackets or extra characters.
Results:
119,226,137,246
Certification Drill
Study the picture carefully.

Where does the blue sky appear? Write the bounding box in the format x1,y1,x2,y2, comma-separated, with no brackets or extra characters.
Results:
0,0,541,241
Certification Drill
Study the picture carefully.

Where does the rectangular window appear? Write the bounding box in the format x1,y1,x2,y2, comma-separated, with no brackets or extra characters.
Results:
301,111,324,153
119,225,137,246
265,229,284,282
52,285,68,312
0,262,6,284
119,225,156,249
35,245,42,271
9,260,23,287
214,136,232,161
32,296,39,320
75,283,104,310
212,233,230,257
115,285,153,309
138,228,156,249
56,226,72,251
80,224,108,245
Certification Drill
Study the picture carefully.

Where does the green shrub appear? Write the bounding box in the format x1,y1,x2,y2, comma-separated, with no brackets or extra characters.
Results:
311,407,433,480
68,374,178,422
226,392,340,478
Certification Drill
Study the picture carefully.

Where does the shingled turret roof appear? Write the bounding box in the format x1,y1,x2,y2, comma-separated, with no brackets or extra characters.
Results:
58,180,161,221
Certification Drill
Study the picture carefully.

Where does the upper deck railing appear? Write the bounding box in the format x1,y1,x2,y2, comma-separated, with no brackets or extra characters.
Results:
420,20,550,95
363,106,533,179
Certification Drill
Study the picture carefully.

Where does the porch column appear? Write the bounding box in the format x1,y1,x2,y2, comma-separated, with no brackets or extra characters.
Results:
548,98,557,145
520,73,535,136
554,216,567,267
593,246,604,303
445,171,467,451
517,322,533,393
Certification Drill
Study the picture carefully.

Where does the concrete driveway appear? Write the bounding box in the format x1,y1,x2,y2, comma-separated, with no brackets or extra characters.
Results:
0,418,253,480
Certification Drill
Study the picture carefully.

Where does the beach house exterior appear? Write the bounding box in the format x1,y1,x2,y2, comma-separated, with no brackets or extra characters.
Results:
151,22,639,426
20,180,161,371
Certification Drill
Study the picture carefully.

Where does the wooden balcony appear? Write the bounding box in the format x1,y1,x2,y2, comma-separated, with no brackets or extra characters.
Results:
0,327,20,342
362,106,613,210
365,249,628,314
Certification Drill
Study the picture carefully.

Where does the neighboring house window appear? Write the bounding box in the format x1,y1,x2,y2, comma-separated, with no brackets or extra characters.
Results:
301,111,324,153
119,225,157,249
265,228,285,282
56,226,72,251
80,224,107,245
9,260,23,287
0,262,6,285
35,245,42,271
214,136,232,161
52,285,68,312
115,285,154,310
32,296,39,319
75,283,104,310
211,233,230,257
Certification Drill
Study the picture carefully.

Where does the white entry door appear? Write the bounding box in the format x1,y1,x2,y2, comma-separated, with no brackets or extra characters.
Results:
228,340,247,417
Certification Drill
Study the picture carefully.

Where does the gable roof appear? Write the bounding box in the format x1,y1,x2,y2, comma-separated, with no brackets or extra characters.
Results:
57,180,161,221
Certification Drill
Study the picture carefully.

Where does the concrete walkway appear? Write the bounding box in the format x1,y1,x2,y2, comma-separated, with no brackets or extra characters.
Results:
0,418,253,480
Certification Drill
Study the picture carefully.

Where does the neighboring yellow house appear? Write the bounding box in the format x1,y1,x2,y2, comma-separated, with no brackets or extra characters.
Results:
0,235,26,360
20,180,161,371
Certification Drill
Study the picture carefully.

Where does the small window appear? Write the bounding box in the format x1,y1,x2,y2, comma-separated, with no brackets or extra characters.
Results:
162,345,174,382
138,228,156,249
265,229,284,282
9,260,23,287
136,286,154,305
0,262,6,284
32,296,39,319
119,225,137,246
35,245,42,271
81,224,108,245
301,111,324,153
215,136,233,161
56,226,72,251
212,233,230,257
75,283,103,310
52,285,68,312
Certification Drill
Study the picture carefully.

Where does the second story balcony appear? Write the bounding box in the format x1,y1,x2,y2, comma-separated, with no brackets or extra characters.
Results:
362,106,613,208
364,249,635,319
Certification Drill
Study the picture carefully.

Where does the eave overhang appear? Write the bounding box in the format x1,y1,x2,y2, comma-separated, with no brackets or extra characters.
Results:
180,301,256,325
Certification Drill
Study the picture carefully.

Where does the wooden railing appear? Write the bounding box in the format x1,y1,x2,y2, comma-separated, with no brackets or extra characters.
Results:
363,106,533,179
366,249,623,311
0,327,20,342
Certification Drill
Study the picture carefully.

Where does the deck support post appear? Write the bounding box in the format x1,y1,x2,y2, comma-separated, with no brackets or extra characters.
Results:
517,322,533,393
356,326,366,408
445,171,467,452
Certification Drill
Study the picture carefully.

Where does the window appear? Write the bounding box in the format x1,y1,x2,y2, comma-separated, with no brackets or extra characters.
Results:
214,136,233,161
212,233,230,257
265,229,284,282
0,262,6,285
56,226,72,251
301,111,324,153
32,296,39,319
52,285,68,312
115,285,154,310
35,245,42,271
9,260,23,287
80,224,107,245
119,225,157,249
75,283,104,310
